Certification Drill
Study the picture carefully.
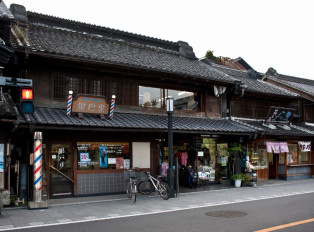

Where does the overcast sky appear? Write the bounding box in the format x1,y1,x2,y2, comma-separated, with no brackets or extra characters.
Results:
4,0,314,80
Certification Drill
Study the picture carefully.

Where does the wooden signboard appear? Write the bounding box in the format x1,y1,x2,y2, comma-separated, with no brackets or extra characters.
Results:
72,94,109,115
265,106,295,124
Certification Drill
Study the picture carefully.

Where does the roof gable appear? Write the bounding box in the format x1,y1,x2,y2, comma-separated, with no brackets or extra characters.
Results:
265,68,314,100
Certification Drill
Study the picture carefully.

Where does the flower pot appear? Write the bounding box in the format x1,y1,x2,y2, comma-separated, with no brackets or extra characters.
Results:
235,179,242,188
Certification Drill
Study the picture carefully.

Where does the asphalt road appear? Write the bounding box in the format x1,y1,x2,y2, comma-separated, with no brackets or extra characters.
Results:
15,192,314,232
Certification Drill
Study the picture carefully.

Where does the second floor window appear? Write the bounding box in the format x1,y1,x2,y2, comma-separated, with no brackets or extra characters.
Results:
139,86,199,111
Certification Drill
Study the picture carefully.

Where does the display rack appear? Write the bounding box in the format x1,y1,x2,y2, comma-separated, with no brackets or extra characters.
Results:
246,170,257,186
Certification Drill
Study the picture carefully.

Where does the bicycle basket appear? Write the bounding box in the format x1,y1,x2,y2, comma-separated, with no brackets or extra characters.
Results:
124,169,136,180
136,171,147,182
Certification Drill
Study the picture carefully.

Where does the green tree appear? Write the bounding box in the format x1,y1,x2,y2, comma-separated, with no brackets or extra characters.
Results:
205,50,217,61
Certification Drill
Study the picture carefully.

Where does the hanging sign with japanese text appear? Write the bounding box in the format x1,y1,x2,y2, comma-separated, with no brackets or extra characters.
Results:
298,141,311,152
72,94,109,115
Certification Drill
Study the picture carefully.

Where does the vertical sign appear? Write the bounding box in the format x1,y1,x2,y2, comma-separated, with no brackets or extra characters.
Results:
0,144,4,173
0,144,3,190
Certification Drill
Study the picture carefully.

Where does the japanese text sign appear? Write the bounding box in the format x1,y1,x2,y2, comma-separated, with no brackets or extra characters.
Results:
72,95,109,115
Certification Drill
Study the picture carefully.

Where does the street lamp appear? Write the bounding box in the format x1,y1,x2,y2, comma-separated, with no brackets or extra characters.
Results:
166,97,175,198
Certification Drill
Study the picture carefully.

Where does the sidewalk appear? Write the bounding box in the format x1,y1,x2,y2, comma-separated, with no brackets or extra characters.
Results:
1,178,314,231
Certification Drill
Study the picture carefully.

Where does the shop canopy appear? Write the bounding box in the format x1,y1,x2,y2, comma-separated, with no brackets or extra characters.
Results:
15,106,256,135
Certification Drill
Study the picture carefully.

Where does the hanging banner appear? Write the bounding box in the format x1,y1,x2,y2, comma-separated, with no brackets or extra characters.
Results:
0,144,4,173
266,142,289,154
99,146,108,168
298,141,311,152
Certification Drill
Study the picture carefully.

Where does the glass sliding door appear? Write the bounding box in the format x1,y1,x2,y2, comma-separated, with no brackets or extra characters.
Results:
50,144,73,198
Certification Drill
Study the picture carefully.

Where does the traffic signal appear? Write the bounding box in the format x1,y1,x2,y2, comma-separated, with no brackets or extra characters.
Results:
20,88,34,114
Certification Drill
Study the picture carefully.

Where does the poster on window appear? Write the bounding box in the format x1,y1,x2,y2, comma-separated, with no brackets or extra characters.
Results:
116,157,124,169
221,157,227,167
108,158,116,164
79,152,90,167
124,159,130,169
99,146,108,168
0,144,4,173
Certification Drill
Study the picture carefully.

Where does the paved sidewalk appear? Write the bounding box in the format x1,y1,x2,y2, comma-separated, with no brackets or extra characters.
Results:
1,179,314,231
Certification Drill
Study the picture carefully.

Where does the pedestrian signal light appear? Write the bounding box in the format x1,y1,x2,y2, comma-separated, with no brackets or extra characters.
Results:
20,88,34,114
21,88,33,100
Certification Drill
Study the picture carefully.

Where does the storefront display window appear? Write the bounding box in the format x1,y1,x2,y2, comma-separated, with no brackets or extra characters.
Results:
300,151,309,162
139,86,199,110
256,149,267,167
77,142,130,170
288,144,298,164
249,149,267,167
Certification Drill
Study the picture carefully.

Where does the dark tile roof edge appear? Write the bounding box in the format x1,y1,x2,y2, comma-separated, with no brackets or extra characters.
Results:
264,67,314,85
231,116,314,136
291,124,314,135
202,60,298,97
26,11,179,49
255,80,299,97
0,1,14,20
230,117,264,131
305,122,314,127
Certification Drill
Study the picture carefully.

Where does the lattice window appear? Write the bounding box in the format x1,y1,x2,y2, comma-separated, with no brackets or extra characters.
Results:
53,72,137,106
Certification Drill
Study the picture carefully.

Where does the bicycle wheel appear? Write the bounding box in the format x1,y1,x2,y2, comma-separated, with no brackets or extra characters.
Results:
131,182,137,203
138,180,154,195
158,181,170,200
126,181,132,198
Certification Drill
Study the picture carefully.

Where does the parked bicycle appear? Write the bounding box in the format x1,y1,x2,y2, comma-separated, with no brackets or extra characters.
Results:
138,170,170,200
124,167,139,203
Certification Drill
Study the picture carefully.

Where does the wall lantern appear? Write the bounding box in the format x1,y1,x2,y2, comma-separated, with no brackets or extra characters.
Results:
166,97,174,113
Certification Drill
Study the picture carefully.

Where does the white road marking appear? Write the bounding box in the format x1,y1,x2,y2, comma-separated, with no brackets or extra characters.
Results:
1,190,314,231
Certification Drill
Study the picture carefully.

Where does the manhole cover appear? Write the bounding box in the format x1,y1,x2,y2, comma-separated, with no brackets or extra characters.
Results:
206,211,247,218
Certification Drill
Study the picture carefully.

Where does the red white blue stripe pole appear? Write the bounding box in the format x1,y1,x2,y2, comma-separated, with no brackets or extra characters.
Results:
67,90,73,116
33,131,43,202
109,95,116,119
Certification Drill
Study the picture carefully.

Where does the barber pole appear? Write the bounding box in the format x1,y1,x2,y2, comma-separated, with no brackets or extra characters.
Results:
67,90,73,116
33,131,43,202
109,95,116,119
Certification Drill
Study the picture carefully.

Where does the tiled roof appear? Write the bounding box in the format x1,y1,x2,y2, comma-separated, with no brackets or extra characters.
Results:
16,107,256,134
232,117,313,137
0,1,14,21
202,60,299,98
9,12,237,84
0,93,17,119
265,72,314,97
292,122,314,134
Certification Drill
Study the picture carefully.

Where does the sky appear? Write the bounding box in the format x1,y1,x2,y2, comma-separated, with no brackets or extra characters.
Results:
3,0,314,80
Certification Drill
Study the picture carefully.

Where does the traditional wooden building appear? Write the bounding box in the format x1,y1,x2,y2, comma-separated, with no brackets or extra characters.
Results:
0,1,313,203
0,2,259,200
202,59,314,181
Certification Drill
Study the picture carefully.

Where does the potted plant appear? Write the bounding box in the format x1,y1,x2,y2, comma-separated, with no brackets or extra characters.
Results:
225,143,242,178
241,173,250,187
231,174,242,187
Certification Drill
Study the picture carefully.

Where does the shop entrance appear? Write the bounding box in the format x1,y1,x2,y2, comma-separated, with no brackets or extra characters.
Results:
50,144,74,198
269,153,277,179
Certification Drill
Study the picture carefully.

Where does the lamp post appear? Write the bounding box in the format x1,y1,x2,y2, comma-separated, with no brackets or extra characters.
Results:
166,97,175,198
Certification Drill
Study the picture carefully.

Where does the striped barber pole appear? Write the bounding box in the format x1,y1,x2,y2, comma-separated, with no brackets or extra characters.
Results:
33,131,43,202
67,93,73,116
109,95,116,119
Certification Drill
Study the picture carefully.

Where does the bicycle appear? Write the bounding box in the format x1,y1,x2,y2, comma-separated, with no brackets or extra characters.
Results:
138,170,170,200
124,167,139,203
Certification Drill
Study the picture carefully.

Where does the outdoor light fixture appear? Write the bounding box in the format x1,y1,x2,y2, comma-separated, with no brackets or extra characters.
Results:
166,97,174,113
166,97,174,198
